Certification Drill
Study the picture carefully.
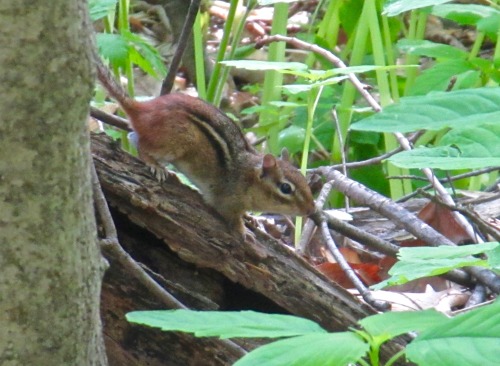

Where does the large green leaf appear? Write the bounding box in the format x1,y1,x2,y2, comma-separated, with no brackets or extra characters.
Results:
359,310,447,343
88,0,117,21
396,242,499,260
126,310,327,338
431,4,499,26
409,59,476,96
234,332,368,366
388,123,500,169
121,30,166,78
406,300,500,366
397,39,467,59
477,13,500,37
373,243,498,289
96,33,129,69
383,0,453,17
350,87,500,133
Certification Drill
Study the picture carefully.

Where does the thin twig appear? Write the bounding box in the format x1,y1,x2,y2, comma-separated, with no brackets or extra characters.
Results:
257,34,481,244
418,189,500,242
319,167,500,294
310,211,472,287
319,218,390,311
90,106,132,131
255,35,381,112
396,167,500,202
91,162,187,309
160,0,202,95
297,181,334,254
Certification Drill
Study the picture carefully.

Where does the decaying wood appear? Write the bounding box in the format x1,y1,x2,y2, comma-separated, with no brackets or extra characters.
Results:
92,133,407,365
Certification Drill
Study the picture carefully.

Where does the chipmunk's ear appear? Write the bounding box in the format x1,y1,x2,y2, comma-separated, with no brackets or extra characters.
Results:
280,147,290,162
261,154,278,177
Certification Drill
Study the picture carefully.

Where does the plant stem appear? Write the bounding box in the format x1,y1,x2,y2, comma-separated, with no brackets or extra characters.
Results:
260,2,289,155
193,11,207,99
206,0,239,104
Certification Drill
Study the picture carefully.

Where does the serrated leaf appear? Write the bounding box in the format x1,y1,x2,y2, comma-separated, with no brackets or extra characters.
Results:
383,0,453,17
407,300,500,366
126,310,327,339
88,0,117,21
121,30,166,78
397,39,467,59
350,87,500,133
431,4,499,26
359,310,447,342
388,123,500,169
96,33,129,68
234,332,368,366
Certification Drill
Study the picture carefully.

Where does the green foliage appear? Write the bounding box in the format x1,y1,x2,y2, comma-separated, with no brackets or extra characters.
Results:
373,242,499,289
234,333,368,366
389,123,500,169
90,0,166,81
406,299,500,366
126,310,326,338
126,299,500,366
351,88,500,133
430,4,499,26
351,88,500,169
359,309,447,342
88,0,118,21
382,0,453,17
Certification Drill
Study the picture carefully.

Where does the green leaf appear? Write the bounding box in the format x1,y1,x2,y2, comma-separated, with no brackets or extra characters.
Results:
373,243,498,289
234,332,368,366
374,258,487,289
383,0,453,17
408,59,474,96
350,87,500,133
487,244,500,269
388,124,500,169
452,69,482,91
398,242,499,260
126,310,327,339
221,60,308,71
88,0,117,21
278,126,306,154
477,13,500,37
121,30,167,78
359,310,447,342
96,33,129,69
397,39,467,59
407,300,500,366
431,4,499,26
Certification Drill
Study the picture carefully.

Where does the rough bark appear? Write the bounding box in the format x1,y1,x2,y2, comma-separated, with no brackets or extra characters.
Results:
92,133,407,365
0,1,107,364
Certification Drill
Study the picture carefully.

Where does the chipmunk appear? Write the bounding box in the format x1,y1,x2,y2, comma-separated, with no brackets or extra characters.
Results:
95,57,315,235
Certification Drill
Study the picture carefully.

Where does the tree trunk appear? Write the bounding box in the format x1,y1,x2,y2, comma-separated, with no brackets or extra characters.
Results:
0,1,107,365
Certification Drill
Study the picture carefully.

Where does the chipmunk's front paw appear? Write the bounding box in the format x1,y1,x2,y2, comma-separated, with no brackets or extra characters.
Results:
149,165,169,182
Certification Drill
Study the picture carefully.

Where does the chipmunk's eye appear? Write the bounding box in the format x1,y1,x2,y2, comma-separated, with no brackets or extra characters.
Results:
279,182,293,195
